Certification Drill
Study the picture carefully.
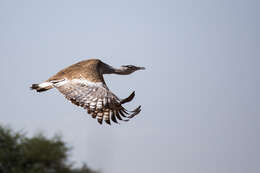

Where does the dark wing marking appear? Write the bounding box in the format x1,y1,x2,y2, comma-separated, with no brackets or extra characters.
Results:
54,79,141,125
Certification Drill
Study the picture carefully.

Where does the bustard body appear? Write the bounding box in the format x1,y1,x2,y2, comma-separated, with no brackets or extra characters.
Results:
31,59,145,125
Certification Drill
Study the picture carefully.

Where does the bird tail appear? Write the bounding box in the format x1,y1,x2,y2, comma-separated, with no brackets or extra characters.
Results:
30,82,54,92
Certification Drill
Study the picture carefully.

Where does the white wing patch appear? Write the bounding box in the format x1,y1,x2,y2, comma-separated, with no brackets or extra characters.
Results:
53,79,141,125
38,82,53,88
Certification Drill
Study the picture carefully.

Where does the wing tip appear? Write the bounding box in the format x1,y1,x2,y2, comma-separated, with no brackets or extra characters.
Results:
120,91,136,104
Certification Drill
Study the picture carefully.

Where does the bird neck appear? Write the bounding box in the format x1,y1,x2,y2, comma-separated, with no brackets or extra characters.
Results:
112,67,132,75
100,62,131,75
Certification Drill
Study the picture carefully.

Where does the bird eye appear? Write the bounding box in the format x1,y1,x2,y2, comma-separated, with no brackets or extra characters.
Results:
122,65,136,70
122,65,131,68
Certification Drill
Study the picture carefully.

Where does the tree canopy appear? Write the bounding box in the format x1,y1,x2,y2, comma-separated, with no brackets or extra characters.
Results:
0,125,99,173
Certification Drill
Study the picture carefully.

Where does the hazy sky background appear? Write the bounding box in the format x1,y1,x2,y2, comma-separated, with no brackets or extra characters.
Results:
0,0,259,173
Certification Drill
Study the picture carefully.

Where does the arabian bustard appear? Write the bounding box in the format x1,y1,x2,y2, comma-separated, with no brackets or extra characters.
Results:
31,59,145,125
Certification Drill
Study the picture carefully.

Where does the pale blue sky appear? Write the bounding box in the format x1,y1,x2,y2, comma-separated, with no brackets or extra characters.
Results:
0,0,259,173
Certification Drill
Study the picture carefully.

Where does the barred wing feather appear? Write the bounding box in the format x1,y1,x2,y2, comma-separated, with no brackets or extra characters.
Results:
54,79,141,124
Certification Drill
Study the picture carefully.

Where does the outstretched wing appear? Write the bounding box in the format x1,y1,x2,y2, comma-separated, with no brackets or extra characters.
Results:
53,79,141,124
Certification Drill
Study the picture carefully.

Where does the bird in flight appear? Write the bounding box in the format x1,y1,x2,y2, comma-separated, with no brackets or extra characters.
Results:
31,59,145,125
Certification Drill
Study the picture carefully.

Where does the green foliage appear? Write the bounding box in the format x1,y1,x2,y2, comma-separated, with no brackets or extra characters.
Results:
0,125,99,173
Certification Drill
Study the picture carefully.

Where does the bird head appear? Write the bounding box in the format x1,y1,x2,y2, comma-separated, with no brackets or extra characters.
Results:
121,65,145,74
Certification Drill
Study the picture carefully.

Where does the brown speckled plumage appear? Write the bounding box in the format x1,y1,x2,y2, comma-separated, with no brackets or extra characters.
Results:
47,59,105,82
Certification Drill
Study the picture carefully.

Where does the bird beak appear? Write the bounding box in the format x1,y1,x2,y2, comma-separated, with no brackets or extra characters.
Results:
137,66,145,70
